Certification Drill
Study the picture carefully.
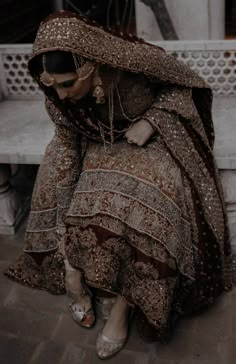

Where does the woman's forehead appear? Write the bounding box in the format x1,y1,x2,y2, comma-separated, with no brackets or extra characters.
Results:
50,72,77,82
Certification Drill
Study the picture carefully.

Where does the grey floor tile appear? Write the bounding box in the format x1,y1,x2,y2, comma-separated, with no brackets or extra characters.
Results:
0,272,16,300
61,343,149,364
125,321,154,354
151,325,230,363
4,283,67,315
190,293,233,340
60,343,91,364
0,306,59,341
30,341,65,364
0,243,22,262
51,312,93,345
0,333,38,364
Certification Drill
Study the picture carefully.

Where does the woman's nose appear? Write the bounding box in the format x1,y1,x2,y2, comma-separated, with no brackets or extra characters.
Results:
56,88,68,100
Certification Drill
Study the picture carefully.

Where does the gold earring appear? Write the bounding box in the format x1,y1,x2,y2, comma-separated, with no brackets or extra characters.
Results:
40,54,55,86
92,67,105,104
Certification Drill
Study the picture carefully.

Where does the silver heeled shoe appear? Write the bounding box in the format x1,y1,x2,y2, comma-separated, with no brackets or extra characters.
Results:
69,299,96,328
96,332,127,360
67,286,96,328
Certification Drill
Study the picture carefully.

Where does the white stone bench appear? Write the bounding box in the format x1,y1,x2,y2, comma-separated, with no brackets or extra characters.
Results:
0,42,236,253
0,46,54,233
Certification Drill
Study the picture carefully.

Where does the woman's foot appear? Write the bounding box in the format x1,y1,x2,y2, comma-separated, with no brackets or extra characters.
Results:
65,269,95,328
96,296,130,359
69,290,95,328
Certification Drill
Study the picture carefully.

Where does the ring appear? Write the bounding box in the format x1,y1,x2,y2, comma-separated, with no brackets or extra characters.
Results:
127,140,133,144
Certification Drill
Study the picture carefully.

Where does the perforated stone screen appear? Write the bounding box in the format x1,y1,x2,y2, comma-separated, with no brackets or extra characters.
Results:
0,50,42,98
170,49,236,95
0,41,236,99
153,40,236,96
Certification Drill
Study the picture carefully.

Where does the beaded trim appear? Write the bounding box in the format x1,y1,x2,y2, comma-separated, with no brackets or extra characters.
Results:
29,12,209,90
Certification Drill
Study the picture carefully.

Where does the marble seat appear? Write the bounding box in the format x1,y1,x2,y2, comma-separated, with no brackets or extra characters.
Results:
0,100,54,165
0,100,54,234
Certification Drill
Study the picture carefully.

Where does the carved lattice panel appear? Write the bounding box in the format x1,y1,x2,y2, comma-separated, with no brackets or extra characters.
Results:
170,49,236,95
2,52,42,97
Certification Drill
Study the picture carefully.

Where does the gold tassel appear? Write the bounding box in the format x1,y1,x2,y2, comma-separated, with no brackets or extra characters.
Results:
40,54,55,86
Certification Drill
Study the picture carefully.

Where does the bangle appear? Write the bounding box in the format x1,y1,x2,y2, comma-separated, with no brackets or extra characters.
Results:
142,116,156,133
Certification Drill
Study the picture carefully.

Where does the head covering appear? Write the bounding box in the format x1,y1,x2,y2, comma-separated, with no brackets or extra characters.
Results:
29,10,208,90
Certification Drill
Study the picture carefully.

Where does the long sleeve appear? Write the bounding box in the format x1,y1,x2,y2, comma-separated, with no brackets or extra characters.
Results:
140,86,212,150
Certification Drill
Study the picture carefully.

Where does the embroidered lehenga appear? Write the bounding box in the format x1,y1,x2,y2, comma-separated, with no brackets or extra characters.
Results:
6,12,232,341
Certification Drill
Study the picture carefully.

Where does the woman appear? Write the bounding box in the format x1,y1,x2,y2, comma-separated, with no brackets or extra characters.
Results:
6,10,232,359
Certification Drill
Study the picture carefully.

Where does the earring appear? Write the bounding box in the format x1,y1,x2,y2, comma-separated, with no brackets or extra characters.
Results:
40,54,55,86
92,67,105,104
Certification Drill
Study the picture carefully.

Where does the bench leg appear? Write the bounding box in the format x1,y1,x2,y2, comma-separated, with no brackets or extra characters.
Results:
220,170,236,283
220,170,236,255
0,164,28,234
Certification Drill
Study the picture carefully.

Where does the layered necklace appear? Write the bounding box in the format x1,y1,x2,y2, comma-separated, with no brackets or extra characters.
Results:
97,71,140,146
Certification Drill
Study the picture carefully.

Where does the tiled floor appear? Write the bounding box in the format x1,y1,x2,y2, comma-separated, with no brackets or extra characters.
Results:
0,221,235,364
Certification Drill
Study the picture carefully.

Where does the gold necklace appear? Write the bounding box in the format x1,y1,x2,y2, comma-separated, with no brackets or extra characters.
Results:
97,80,114,146
97,72,141,146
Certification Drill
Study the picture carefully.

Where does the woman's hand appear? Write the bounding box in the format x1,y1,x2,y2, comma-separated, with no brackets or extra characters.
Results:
124,119,155,146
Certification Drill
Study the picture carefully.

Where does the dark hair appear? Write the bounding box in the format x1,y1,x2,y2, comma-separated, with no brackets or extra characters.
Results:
29,50,77,76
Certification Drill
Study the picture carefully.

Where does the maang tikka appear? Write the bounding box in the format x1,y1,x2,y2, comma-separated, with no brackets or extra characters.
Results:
40,54,55,87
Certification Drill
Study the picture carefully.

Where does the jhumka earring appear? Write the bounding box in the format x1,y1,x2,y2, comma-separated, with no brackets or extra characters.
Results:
40,54,55,87
72,53,105,104
92,66,105,104
72,53,95,81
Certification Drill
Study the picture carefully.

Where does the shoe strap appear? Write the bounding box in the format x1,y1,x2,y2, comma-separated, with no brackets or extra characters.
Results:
100,333,126,345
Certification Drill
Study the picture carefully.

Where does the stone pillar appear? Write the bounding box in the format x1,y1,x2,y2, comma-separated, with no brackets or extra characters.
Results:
135,0,225,40
209,0,225,39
